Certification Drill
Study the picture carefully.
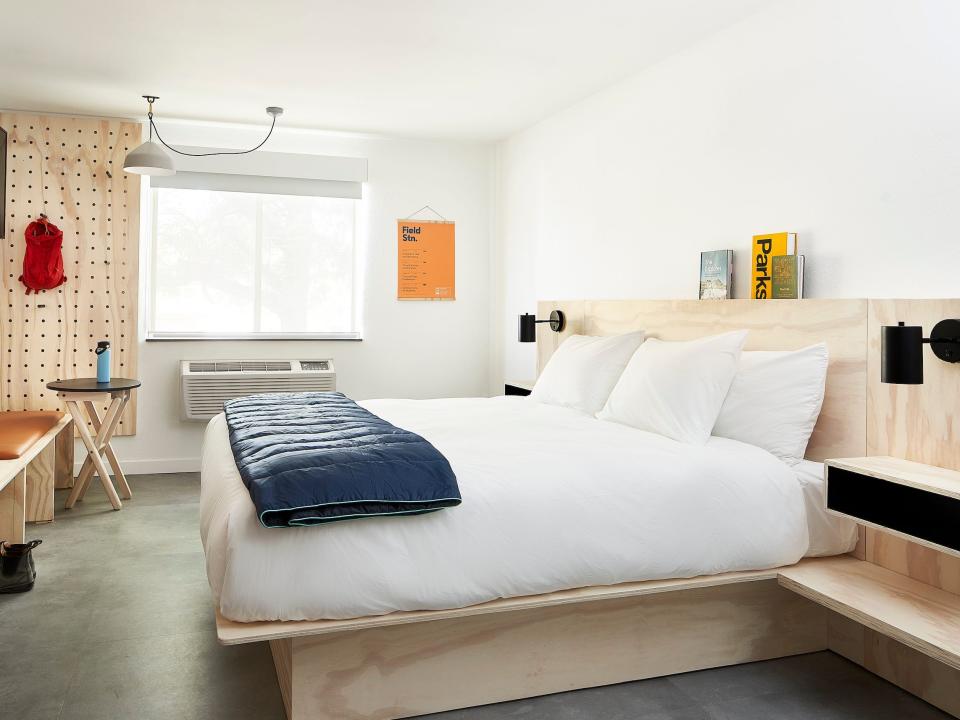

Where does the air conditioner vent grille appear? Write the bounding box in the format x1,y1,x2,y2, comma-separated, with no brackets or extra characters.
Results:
188,362,217,373
181,359,335,421
300,360,330,371
188,360,293,373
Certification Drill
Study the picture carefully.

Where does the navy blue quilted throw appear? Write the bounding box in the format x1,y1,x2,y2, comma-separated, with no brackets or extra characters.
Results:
224,392,461,528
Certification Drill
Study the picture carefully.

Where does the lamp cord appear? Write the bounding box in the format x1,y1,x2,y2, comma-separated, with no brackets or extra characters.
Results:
147,113,277,157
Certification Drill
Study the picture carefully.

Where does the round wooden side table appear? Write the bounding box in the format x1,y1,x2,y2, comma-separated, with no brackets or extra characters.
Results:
46,378,141,511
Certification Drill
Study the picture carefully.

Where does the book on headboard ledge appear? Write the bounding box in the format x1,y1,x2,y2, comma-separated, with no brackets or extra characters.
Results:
772,254,804,299
699,250,733,299
751,232,797,299
770,255,803,300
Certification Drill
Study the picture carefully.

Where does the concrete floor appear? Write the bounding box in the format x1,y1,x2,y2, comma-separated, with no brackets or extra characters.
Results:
0,473,952,720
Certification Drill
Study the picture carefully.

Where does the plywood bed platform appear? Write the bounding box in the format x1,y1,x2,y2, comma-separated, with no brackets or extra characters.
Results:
216,564,830,720
216,558,960,720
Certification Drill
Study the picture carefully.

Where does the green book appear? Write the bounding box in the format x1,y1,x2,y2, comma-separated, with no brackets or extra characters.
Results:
771,254,804,299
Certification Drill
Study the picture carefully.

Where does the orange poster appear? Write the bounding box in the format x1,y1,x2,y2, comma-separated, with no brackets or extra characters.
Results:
397,220,455,300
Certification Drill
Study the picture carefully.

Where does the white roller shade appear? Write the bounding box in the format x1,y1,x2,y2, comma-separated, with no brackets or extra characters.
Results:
152,172,361,198
150,148,367,198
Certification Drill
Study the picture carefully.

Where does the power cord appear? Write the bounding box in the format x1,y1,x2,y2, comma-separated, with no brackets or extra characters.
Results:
142,95,283,157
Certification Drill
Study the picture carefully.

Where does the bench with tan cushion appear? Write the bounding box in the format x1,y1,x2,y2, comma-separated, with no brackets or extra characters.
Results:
0,412,65,459
0,412,73,544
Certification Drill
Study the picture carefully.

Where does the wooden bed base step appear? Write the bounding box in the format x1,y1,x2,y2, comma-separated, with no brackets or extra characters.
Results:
216,566,784,645
778,556,960,671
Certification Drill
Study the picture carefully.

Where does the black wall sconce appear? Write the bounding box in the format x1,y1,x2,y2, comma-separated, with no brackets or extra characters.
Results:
518,310,566,343
881,319,960,384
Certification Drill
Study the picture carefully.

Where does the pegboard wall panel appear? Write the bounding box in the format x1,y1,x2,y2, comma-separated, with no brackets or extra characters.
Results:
0,112,140,435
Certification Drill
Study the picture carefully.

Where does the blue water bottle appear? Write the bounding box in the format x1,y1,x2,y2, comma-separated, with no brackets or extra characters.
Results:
96,341,111,383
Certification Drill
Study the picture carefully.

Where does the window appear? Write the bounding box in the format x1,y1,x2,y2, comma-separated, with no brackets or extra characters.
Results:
147,188,359,339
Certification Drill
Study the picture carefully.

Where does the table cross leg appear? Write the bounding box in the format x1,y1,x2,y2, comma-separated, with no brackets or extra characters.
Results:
72,397,126,502
85,394,132,499
63,394,126,510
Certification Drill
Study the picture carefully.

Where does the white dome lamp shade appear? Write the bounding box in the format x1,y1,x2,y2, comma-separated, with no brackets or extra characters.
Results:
123,139,175,176
123,95,175,176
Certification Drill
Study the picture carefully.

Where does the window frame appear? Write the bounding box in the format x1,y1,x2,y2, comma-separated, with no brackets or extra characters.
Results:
144,186,363,342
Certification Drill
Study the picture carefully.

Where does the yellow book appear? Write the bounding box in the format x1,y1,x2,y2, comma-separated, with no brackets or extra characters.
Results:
751,232,797,299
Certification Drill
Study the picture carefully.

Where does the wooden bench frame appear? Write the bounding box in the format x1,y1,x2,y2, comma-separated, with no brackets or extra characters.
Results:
0,415,73,543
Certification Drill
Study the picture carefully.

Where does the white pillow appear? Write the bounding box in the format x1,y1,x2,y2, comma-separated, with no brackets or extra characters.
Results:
530,332,645,414
597,330,748,445
712,343,828,465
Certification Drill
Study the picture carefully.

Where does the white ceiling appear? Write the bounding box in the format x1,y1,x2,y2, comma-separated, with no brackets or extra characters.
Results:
0,0,774,141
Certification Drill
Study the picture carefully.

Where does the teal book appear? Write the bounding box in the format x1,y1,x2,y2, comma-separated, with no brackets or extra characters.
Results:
699,250,733,299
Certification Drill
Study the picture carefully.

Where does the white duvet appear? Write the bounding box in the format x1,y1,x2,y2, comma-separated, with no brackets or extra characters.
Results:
200,396,853,622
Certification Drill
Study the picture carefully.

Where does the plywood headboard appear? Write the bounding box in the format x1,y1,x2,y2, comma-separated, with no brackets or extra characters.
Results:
536,299,868,461
535,298,960,593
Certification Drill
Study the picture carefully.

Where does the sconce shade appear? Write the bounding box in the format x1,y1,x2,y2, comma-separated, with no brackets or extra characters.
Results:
123,140,175,176
518,310,565,343
881,322,923,384
519,313,537,343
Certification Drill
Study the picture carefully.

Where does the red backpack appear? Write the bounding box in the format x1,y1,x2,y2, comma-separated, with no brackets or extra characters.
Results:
20,217,67,295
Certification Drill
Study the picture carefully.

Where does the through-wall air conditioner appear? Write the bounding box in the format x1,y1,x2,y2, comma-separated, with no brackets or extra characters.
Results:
180,359,336,421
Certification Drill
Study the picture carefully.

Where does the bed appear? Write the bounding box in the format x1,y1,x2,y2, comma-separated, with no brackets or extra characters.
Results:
201,397,855,622
202,298,872,720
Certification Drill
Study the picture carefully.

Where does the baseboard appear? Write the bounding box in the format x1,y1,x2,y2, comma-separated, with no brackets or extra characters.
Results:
72,457,200,475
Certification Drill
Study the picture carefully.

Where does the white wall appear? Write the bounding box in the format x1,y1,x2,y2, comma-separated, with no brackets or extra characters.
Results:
495,0,960,385
111,122,493,473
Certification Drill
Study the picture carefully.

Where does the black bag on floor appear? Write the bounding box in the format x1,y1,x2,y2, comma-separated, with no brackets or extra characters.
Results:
0,539,41,593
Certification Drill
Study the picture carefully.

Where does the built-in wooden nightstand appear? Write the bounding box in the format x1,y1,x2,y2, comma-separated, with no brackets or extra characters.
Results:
779,556,960,671
504,380,534,397
776,456,960,679
824,456,960,557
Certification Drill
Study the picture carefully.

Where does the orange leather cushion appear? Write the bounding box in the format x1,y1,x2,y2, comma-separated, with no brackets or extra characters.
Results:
0,411,65,460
